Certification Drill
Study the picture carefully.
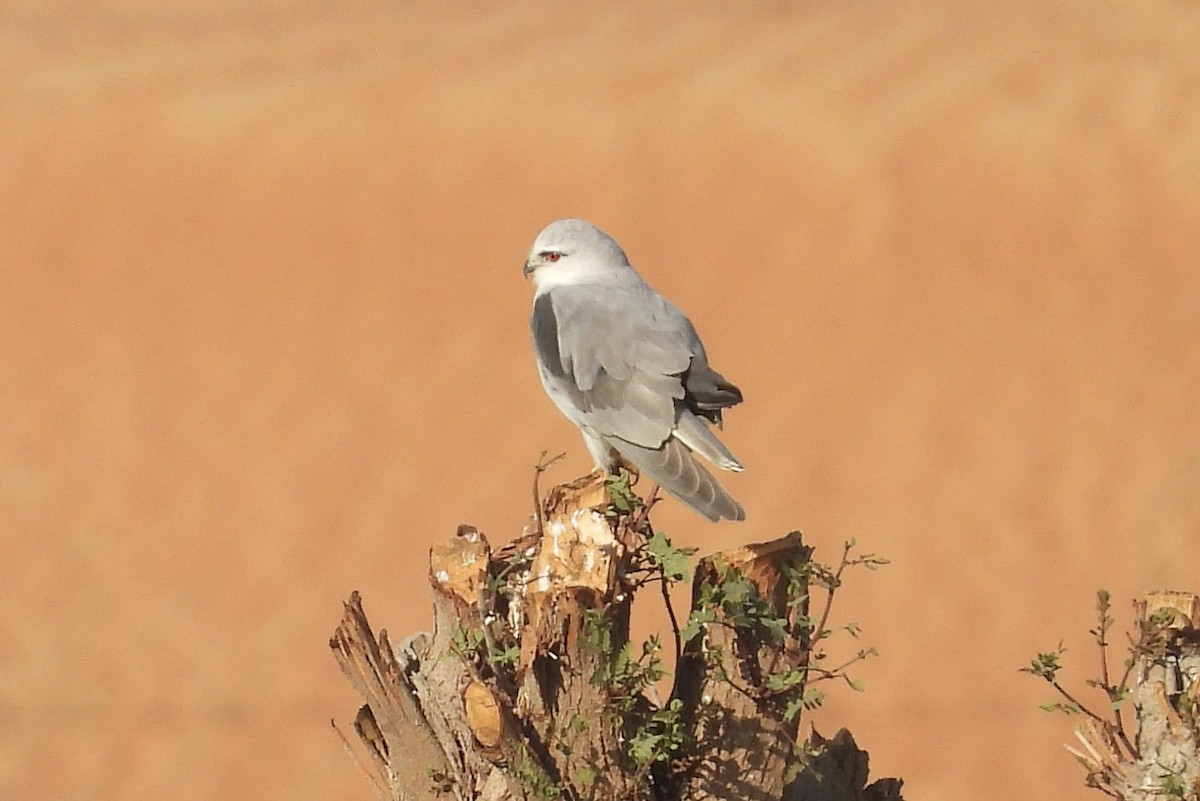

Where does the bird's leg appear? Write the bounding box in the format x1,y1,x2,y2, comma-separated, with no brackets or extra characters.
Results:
583,431,617,474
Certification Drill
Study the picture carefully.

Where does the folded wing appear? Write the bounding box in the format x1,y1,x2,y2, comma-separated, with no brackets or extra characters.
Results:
531,284,745,522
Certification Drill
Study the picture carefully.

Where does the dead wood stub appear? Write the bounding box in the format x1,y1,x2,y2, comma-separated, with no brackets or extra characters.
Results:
331,476,903,801
1066,591,1200,801
674,533,814,800
330,592,447,801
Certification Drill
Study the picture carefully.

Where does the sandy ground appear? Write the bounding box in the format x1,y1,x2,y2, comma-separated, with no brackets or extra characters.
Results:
3,2,1200,799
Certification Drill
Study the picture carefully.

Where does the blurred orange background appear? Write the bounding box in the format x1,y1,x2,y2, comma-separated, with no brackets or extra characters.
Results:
4,2,1199,800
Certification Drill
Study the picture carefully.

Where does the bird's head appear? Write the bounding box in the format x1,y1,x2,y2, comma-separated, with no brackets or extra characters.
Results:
523,219,632,290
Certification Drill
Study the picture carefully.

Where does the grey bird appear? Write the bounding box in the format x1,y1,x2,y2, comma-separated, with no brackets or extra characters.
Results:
523,219,745,522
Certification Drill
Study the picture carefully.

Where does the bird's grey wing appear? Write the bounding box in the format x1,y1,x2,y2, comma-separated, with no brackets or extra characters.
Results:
532,285,745,521
532,285,691,448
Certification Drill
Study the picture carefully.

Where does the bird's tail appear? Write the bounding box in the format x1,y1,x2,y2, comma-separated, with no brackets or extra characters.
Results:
672,411,743,472
613,438,745,522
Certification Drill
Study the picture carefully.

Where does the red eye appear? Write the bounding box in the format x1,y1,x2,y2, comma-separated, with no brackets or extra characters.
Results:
543,251,561,263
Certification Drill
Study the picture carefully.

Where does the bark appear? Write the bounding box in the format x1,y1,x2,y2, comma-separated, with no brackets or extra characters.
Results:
331,474,903,801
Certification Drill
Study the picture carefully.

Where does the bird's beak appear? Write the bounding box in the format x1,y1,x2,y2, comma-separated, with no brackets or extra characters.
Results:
522,258,537,278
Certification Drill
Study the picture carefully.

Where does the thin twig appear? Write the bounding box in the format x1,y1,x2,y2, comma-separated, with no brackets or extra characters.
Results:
531,450,565,536
1115,634,1139,700
812,542,853,650
631,482,661,534
476,587,520,702
806,650,876,683
1093,596,1137,759
1049,680,1116,730
708,657,761,704
1113,723,1138,761
1097,613,1113,701
660,566,683,669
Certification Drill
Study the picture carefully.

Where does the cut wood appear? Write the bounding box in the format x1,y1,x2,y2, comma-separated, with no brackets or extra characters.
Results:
331,475,903,801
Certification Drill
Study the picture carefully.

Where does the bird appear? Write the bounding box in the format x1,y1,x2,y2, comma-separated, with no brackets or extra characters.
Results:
523,218,745,522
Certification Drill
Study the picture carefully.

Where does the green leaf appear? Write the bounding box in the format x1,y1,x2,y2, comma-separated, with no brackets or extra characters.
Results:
646,530,697,582
680,607,713,642
605,470,642,514
1021,643,1067,682
573,765,598,786
1039,701,1082,715
491,645,520,666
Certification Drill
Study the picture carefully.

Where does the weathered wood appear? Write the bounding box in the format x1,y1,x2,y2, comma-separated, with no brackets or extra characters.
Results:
417,524,525,798
508,474,650,801
1065,591,1200,801
330,592,447,801
331,476,903,801
674,533,814,800
672,534,901,801
784,729,905,801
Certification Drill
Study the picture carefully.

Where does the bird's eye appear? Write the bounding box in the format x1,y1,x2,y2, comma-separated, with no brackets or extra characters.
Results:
542,251,562,263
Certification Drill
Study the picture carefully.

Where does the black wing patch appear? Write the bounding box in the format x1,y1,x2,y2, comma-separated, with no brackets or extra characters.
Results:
531,293,568,380
683,362,743,426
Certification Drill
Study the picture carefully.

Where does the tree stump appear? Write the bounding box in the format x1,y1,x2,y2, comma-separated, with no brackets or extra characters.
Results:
1065,591,1200,800
330,475,903,801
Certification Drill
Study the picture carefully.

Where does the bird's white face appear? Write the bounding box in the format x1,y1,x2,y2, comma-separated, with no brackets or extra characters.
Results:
521,240,568,281
523,219,632,292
